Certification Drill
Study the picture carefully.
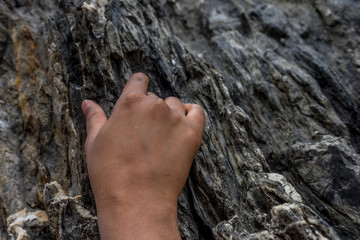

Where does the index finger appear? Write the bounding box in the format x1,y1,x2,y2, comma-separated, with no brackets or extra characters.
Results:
185,104,205,130
122,73,149,95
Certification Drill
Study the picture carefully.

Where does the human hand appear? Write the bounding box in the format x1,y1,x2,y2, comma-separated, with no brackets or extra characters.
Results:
82,73,205,239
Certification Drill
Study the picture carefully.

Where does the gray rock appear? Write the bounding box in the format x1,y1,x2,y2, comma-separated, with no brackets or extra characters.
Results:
0,0,359,239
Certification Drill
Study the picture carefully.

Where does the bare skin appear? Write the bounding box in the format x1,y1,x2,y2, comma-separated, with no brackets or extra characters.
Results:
82,73,205,239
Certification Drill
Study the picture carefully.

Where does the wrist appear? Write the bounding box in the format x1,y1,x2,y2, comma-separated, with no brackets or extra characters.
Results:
95,195,180,240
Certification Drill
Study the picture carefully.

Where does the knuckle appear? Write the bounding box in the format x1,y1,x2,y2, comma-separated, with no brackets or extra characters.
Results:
194,104,205,115
150,98,166,111
121,92,143,106
165,96,178,102
171,111,182,124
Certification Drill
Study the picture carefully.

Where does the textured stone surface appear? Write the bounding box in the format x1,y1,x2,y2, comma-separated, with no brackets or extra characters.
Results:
0,0,359,239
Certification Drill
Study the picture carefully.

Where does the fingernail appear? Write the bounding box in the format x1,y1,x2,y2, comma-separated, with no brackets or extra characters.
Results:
82,100,91,115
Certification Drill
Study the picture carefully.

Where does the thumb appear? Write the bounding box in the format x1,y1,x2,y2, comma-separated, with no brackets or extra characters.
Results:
82,100,108,145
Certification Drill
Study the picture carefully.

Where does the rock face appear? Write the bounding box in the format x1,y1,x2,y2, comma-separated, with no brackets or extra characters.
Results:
0,0,359,239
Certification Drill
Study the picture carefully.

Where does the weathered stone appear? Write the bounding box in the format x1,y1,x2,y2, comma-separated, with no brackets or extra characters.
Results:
0,0,359,239
7,209,49,240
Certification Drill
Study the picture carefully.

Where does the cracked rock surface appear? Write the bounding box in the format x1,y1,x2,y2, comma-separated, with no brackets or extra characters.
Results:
0,0,359,239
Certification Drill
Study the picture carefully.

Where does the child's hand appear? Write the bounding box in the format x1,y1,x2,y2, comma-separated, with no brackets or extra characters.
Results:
82,73,205,239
